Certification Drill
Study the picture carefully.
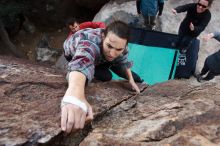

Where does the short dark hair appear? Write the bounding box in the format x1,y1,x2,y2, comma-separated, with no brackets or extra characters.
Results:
207,0,214,6
65,17,79,27
103,21,130,42
199,0,214,7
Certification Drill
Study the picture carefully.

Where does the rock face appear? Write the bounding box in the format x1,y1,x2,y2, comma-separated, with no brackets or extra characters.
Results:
36,35,62,63
0,56,66,145
1,1,220,145
26,0,109,28
93,1,142,27
1,55,220,146
75,0,110,10
0,55,146,145
81,80,220,146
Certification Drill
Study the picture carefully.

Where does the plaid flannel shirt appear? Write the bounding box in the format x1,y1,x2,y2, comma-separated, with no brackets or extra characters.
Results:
63,28,133,82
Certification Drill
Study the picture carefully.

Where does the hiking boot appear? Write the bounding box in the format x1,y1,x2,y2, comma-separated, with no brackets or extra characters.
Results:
203,75,215,81
196,74,203,82
152,25,156,31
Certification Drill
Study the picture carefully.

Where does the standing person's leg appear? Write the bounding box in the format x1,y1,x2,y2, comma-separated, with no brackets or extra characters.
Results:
203,71,215,81
180,35,194,53
172,28,184,48
110,65,143,83
149,16,156,30
143,15,151,30
197,59,209,82
94,64,112,81
200,59,210,76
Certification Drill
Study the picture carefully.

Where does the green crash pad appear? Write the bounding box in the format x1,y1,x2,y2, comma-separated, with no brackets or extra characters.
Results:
112,28,179,85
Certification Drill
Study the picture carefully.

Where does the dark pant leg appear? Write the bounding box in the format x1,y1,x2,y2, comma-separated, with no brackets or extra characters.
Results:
94,64,112,82
180,35,194,51
150,16,156,26
110,66,143,83
143,15,151,30
200,59,210,76
150,16,156,29
204,71,215,81
143,15,150,26
176,28,193,49
176,28,184,47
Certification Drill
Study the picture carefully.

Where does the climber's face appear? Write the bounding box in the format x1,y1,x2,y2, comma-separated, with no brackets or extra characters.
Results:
102,31,127,61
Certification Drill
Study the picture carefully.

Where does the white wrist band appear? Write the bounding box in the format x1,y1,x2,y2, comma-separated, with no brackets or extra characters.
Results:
61,96,88,113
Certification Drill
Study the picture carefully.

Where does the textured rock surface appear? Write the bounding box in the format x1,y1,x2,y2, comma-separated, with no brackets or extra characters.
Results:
81,80,220,146
93,0,142,27
1,56,220,146
0,56,66,145
1,1,220,145
0,55,146,145
56,81,147,146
